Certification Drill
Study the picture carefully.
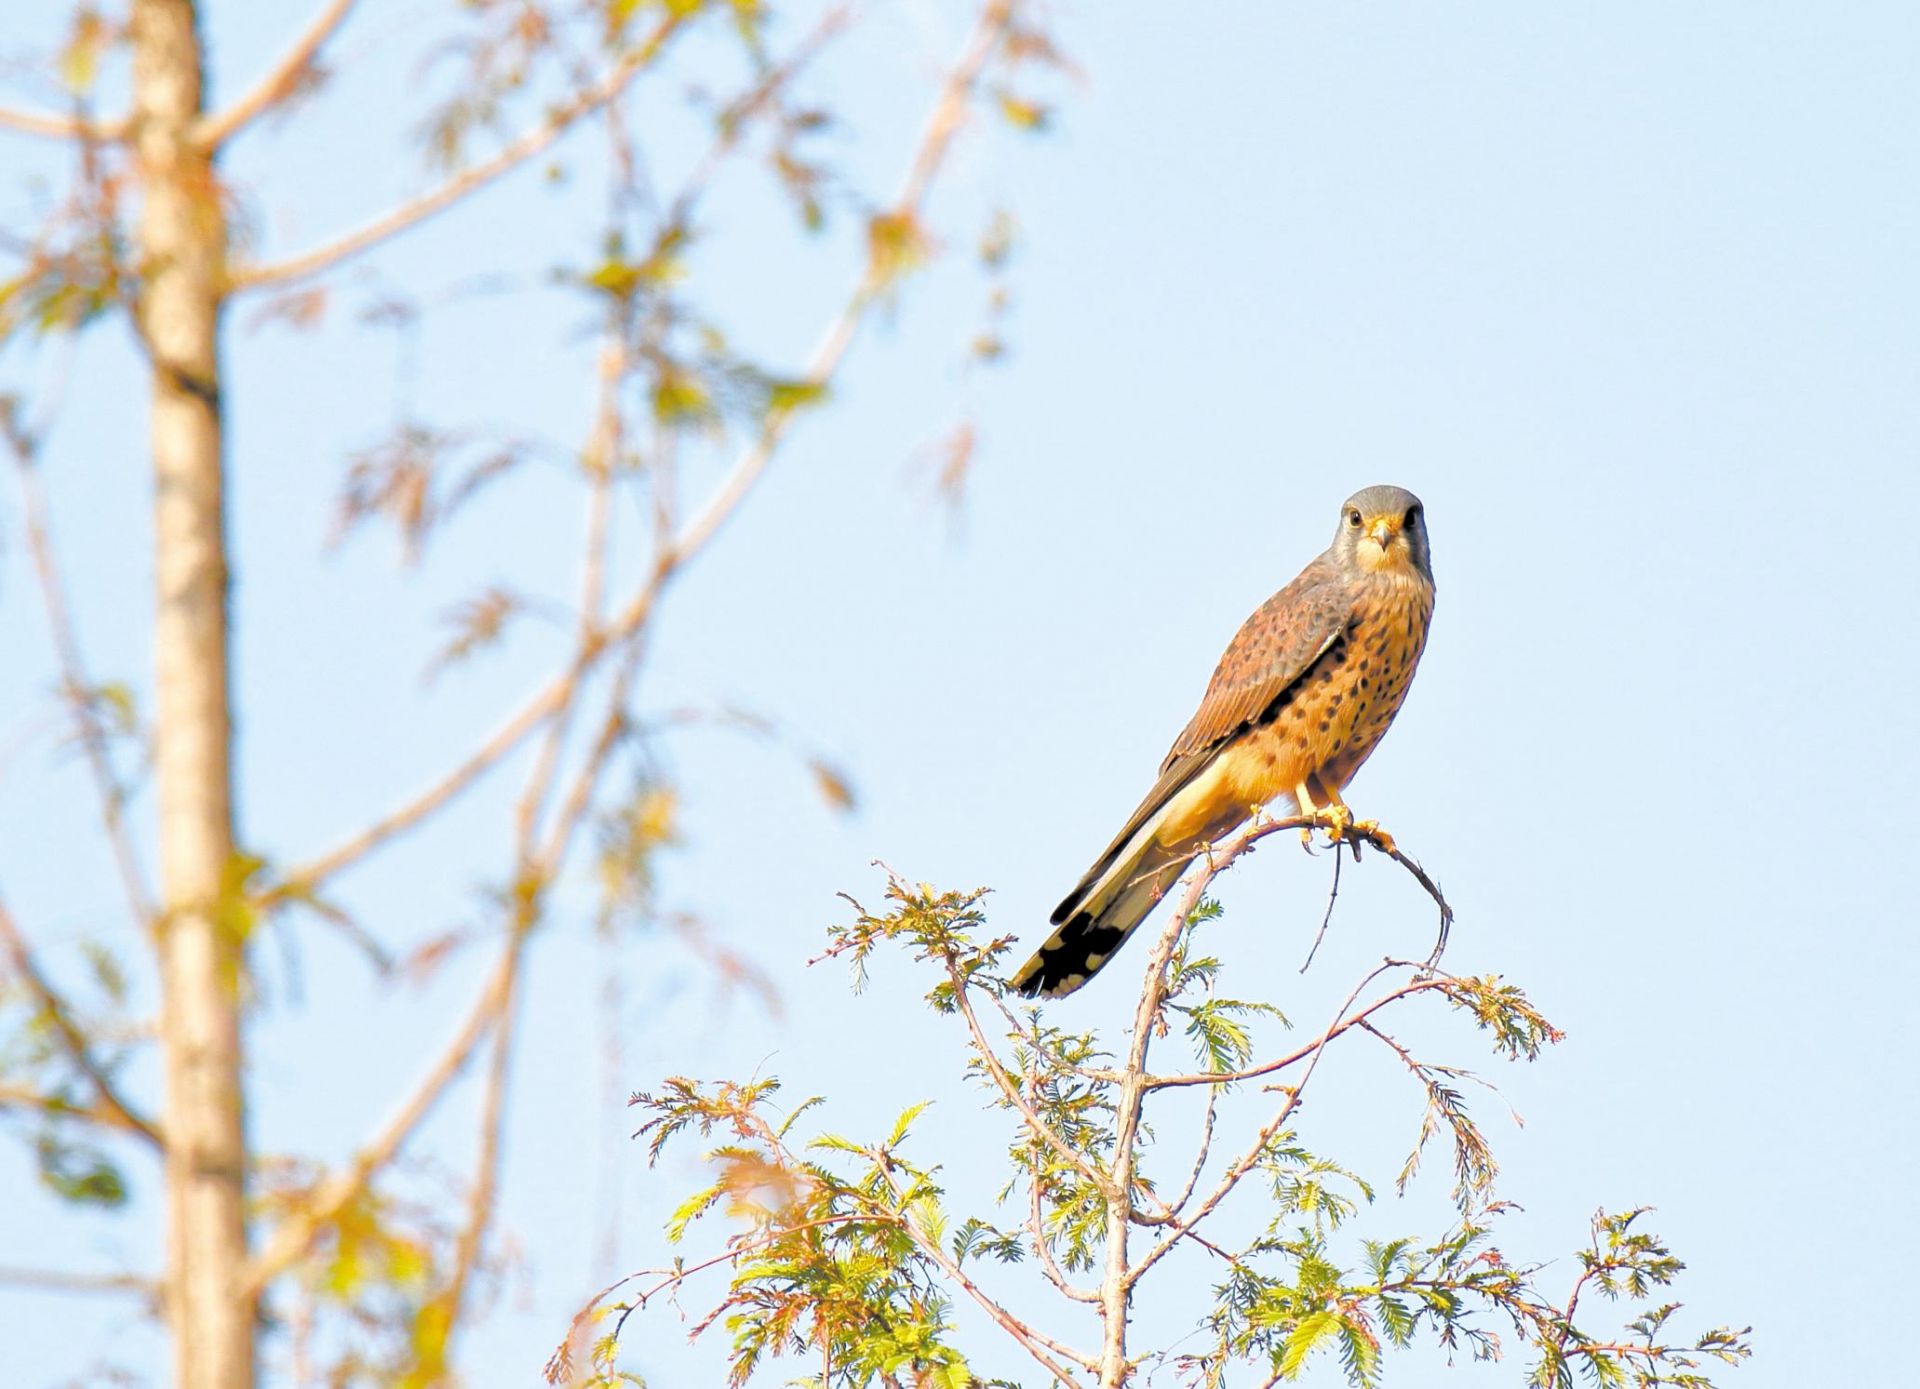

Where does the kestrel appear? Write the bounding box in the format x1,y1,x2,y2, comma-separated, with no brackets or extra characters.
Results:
1012,485,1435,998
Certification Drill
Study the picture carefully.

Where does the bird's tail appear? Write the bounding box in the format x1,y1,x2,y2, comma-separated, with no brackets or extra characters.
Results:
1011,830,1195,998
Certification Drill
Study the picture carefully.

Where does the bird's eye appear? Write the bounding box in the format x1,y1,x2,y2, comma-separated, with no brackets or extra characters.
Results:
1404,506,1420,527
1346,510,1362,528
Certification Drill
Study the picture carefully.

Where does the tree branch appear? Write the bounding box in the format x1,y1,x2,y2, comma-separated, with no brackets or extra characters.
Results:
1028,1149,1101,1305
275,0,1017,897
873,1157,1097,1382
0,1264,157,1300
0,898,164,1149
437,947,521,1348
237,929,519,1296
0,1082,153,1139
1096,823,1203,1385
666,0,1012,566
0,106,126,142
228,12,686,290
197,0,358,148
946,958,1113,1197
1143,978,1443,1091
1126,958,1407,1288
3,418,157,927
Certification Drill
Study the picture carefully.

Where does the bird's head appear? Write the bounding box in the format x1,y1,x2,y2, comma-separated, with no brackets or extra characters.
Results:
1332,485,1430,580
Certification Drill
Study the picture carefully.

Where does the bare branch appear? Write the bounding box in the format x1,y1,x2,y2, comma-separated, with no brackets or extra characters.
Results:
1028,1146,1100,1305
0,1264,157,1300
1166,1080,1218,1219
438,954,521,1347
197,0,357,148
3,418,157,926
1127,958,1409,1289
277,0,1020,897
0,106,126,142
947,959,1112,1197
1300,842,1342,972
229,13,688,290
1143,977,1443,1091
548,1216,879,1383
271,664,580,894
872,1157,1097,1381
0,898,164,1149
668,0,1013,565
238,931,520,1296
1096,825,1204,1383
0,1082,153,1139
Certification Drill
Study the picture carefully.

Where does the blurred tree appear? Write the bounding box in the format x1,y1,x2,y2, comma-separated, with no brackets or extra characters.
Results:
599,817,1752,1388
0,1,1059,1384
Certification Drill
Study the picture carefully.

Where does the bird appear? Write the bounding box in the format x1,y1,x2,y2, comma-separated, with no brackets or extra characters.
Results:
1011,485,1435,998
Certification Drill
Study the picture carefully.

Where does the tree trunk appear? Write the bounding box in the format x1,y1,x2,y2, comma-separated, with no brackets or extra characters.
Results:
131,2,252,1386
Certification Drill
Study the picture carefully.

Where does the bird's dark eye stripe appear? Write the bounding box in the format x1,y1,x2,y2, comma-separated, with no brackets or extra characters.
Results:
1405,506,1420,525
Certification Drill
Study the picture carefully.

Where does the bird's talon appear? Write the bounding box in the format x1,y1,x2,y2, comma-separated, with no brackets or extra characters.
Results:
1351,820,1397,856
1319,805,1354,846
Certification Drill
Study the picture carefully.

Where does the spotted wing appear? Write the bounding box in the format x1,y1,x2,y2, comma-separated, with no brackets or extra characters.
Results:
1159,554,1355,777
1048,555,1354,927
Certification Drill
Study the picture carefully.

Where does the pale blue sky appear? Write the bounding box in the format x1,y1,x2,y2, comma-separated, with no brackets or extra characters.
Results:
3,2,1918,1386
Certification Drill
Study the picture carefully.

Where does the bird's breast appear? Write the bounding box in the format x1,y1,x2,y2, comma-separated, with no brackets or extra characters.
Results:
1311,579,1433,786
1151,577,1433,850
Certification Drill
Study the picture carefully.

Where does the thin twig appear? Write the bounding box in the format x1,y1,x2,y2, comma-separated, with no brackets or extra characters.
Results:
0,898,163,1148
0,106,125,142
1299,844,1341,973
274,0,1019,897
0,1264,157,1299
437,360,635,1338
1165,1081,1218,1219
270,659,584,895
666,0,1013,565
873,1157,1097,1381
197,0,358,147
547,1216,873,1382
1125,959,1407,1288
4,423,157,926
0,1083,150,1138
230,13,688,289
1143,978,1444,1090
947,960,1113,1196
514,334,625,856
238,937,517,1295
1027,1157,1101,1304
437,942,522,1341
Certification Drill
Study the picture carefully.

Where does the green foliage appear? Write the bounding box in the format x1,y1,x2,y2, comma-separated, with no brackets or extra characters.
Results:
33,1131,126,1206
824,878,1013,1011
582,868,1751,1388
252,1159,474,1389
626,1078,977,1387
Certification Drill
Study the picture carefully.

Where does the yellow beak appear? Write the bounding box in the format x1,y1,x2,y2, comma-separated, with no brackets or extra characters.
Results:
1367,517,1398,548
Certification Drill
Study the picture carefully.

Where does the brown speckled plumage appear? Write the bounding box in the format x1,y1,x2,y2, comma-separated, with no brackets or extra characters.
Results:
1013,485,1435,998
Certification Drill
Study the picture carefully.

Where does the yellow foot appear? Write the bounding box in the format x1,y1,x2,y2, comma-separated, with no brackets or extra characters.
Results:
1350,819,1397,857
1319,804,1354,845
